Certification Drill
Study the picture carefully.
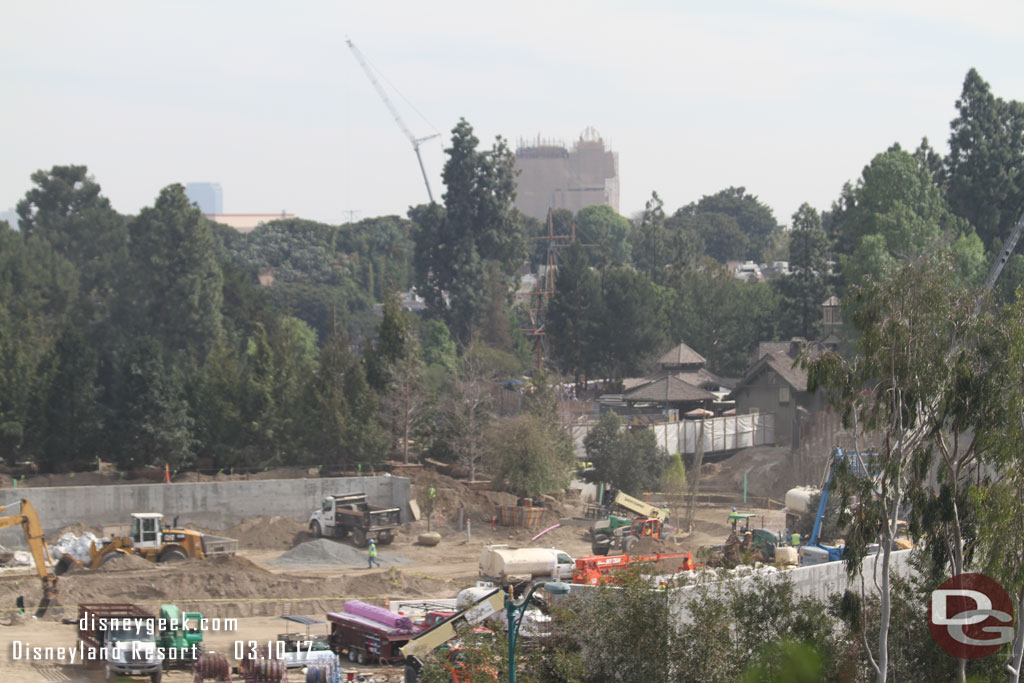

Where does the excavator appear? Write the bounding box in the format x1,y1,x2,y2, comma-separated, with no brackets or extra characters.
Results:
0,498,62,618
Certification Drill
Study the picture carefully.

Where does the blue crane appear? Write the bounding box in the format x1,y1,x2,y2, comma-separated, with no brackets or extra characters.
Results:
799,447,877,566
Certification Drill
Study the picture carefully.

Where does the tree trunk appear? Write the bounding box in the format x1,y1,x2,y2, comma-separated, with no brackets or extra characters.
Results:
401,378,411,464
949,459,967,682
684,419,706,533
1007,585,1024,682
877,484,903,683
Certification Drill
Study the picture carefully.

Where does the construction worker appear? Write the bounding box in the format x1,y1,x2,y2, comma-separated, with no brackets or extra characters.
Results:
730,507,738,531
367,539,381,569
790,531,801,547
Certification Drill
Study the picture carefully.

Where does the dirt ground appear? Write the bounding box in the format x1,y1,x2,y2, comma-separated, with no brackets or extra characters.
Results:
0,453,790,682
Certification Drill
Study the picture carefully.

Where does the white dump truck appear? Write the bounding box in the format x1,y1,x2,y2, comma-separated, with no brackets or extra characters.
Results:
478,545,574,587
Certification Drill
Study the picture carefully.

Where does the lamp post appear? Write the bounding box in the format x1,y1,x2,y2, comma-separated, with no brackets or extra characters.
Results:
505,581,569,683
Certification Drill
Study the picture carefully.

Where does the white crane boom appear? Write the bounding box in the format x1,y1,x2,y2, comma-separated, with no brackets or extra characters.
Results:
346,38,439,203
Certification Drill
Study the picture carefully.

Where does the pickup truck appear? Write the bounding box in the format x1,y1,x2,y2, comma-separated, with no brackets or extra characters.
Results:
78,603,163,683
308,492,401,547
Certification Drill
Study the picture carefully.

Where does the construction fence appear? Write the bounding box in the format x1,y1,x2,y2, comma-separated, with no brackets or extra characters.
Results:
570,413,776,458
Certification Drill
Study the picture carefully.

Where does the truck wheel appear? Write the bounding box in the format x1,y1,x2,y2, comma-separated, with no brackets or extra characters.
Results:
622,536,638,554
158,549,187,563
310,521,322,538
352,528,366,547
150,671,162,683
348,649,357,662
357,650,368,665
592,534,610,556
378,530,393,545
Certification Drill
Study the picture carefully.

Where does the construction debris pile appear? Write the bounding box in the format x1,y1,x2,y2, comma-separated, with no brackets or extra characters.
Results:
270,539,412,568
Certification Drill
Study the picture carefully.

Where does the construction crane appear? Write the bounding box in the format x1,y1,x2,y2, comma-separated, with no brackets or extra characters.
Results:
346,38,440,204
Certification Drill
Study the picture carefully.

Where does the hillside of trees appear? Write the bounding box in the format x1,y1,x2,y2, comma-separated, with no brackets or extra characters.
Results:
1,70,1022,487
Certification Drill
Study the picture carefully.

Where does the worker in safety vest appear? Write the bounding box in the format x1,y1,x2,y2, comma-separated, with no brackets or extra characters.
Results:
367,539,381,568
790,532,801,547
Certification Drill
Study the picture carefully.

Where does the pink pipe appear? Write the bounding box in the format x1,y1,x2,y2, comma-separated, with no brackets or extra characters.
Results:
531,523,560,541
343,600,413,630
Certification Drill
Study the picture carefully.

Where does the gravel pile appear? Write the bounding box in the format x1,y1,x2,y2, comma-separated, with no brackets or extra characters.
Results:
269,539,411,568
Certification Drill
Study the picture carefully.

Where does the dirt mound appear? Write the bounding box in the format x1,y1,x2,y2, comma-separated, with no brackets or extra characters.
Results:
629,537,679,555
0,551,460,620
20,471,123,488
344,568,454,599
222,516,311,550
193,554,271,573
270,539,411,568
408,469,575,531
701,446,796,501
94,553,155,571
173,467,315,483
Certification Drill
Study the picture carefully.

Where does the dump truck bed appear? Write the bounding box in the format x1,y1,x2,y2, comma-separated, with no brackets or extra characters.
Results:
200,534,238,556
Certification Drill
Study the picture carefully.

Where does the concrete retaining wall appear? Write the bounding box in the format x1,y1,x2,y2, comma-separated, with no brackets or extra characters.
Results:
565,549,917,626
667,549,915,624
0,475,411,548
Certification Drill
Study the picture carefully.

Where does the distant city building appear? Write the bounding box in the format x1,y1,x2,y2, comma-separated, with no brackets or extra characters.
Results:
206,212,295,234
514,127,619,222
185,182,223,215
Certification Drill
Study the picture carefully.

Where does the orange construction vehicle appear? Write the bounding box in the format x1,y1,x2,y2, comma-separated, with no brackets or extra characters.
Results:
591,517,667,555
572,551,696,585
0,498,61,617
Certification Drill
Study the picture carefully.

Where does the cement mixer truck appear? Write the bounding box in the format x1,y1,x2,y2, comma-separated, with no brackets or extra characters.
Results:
478,545,574,588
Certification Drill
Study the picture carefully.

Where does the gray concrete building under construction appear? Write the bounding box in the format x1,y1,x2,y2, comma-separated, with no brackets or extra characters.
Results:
513,127,619,222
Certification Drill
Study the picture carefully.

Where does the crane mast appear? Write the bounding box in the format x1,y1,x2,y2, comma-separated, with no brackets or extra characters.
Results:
346,38,439,203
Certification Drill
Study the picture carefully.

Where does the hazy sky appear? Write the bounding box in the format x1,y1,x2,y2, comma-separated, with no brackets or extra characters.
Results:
3,1,1023,227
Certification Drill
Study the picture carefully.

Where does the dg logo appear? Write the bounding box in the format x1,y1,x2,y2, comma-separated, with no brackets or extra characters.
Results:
928,573,1015,659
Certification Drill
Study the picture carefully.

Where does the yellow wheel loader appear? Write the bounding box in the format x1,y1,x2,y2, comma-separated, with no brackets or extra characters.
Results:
55,512,237,574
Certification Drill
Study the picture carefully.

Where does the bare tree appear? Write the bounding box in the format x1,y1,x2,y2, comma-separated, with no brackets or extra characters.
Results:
447,345,494,482
381,330,426,464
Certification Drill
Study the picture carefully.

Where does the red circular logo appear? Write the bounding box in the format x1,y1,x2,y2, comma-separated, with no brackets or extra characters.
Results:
928,573,1015,659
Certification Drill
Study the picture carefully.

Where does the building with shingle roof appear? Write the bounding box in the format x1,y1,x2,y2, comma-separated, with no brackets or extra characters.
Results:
657,342,706,367
730,340,828,448
603,340,734,420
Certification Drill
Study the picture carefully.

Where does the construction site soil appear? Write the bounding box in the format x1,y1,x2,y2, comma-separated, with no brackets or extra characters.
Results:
0,450,793,682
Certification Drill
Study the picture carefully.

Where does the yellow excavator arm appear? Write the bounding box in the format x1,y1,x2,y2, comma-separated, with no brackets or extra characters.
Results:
0,499,62,617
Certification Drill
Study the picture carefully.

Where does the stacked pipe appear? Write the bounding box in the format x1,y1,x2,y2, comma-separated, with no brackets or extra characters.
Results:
192,652,232,682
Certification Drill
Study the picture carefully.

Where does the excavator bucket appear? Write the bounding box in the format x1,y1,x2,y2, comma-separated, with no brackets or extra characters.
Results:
33,576,63,619
34,593,64,619
54,554,77,576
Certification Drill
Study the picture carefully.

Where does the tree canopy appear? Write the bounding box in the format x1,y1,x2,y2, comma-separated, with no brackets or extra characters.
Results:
411,118,525,345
